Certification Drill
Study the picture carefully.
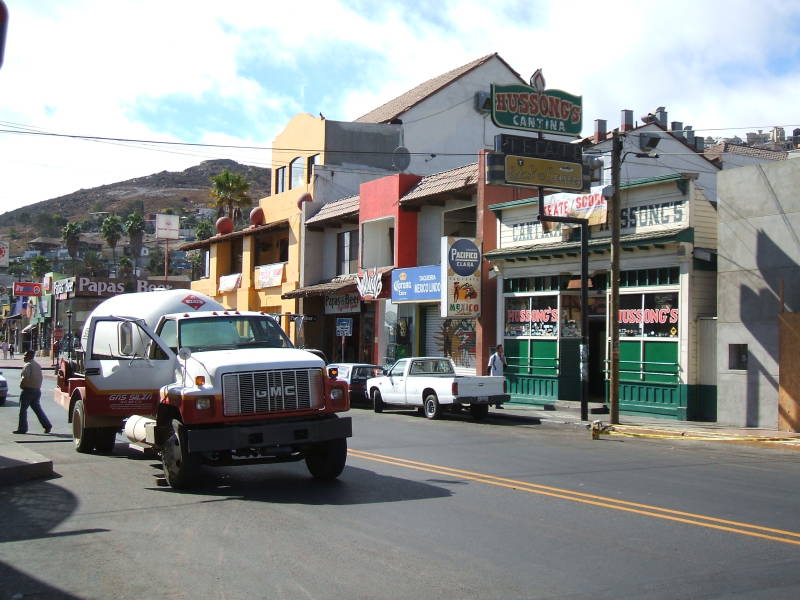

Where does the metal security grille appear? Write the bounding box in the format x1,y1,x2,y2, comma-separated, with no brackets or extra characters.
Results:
222,369,321,416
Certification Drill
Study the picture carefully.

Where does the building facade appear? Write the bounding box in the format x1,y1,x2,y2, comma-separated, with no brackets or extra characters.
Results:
486,174,718,419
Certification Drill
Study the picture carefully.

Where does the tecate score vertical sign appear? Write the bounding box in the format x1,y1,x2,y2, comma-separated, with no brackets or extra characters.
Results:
441,237,481,318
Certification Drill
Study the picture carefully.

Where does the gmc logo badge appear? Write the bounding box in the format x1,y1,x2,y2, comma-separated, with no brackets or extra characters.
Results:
255,386,296,399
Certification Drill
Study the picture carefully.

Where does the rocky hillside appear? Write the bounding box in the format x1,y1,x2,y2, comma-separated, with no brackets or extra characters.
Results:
0,159,271,255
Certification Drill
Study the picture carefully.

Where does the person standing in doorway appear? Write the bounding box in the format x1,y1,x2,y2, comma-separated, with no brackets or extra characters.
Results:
13,350,52,434
487,344,508,409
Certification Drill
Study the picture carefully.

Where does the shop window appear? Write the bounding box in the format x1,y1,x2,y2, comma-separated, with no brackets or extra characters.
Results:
504,295,559,338
289,158,304,190
306,154,319,184
224,237,243,276
618,291,679,338
275,167,286,194
278,238,289,263
337,230,359,275
560,295,582,338
728,344,748,370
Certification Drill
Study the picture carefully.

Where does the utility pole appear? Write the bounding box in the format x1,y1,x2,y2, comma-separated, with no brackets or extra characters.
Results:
609,131,622,424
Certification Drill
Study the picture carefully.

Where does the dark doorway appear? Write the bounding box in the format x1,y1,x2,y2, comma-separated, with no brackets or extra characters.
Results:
588,319,606,400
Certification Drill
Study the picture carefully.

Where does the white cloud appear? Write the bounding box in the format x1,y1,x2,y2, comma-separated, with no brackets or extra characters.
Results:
1,0,798,215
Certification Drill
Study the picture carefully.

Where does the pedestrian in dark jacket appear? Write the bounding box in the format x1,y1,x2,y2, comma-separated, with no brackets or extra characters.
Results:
13,350,52,434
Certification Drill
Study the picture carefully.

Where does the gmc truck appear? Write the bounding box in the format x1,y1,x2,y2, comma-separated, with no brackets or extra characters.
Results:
54,289,351,489
366,356,509,420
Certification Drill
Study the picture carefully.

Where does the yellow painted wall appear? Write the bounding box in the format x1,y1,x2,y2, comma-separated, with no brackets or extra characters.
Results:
190,113,327,341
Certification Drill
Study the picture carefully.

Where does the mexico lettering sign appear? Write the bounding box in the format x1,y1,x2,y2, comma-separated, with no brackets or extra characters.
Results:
392,266,441,303
491,76,582,137
440,237,481,319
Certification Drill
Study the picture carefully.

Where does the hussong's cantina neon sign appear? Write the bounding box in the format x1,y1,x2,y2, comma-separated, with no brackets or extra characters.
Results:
491,83,582,136
618,308,679,324
507,308,559,323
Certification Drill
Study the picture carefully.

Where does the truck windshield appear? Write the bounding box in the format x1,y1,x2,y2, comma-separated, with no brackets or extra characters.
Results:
178,316,293,352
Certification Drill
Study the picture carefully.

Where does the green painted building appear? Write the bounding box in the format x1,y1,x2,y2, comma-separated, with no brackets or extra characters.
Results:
485,174,718,421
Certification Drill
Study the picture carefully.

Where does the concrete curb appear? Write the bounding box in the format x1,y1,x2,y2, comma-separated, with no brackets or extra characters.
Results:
0,440,54,486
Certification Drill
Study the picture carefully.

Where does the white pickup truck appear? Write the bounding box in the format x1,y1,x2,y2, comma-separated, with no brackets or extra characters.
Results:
366,356,509,420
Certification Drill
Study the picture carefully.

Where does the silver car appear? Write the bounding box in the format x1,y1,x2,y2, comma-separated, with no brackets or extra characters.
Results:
0,371,7,405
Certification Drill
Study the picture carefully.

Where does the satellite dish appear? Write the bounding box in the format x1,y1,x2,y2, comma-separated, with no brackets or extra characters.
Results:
392,146,411,171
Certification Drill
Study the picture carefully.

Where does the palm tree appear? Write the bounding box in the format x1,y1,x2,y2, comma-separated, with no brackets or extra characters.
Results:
194,219,214,241
62,222,82,276
210,170,252,223
117,256,134,279
100,215,123,277
30,255,52,279
124,212,146,275
80,250,105,277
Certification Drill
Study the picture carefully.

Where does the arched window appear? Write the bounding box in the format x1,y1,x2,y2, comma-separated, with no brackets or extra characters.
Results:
289,158,304,190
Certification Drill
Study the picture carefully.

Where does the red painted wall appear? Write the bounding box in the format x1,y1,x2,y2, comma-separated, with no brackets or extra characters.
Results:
476,149,536,373
359,173,422,269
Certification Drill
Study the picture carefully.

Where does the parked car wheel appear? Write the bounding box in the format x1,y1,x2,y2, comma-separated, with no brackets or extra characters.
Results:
423,393,441,420
373,389,384,413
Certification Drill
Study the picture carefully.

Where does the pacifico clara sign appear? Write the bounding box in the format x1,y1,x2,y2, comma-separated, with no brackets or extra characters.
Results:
491,69,582,137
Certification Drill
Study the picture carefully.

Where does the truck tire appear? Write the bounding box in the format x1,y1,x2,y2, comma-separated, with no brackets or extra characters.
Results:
72,399,96,454
306,438,347,480
372,389,384,413
94,428,118,455
423,394,441,420
470,404,489,420
162,420,200,490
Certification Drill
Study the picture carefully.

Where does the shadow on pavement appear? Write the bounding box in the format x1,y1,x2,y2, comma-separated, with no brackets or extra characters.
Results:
0,560,83,600
0,479,107,543
145,464,454,505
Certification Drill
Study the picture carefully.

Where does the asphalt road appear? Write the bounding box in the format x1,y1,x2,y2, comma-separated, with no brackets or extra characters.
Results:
2,373,800,599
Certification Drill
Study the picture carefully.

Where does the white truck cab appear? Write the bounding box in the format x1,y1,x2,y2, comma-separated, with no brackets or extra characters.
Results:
55,290,350,489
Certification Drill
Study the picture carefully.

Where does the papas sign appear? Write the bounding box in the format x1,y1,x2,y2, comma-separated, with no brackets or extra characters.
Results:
491,69,582,137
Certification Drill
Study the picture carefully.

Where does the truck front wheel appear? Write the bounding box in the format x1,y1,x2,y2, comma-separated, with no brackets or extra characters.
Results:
72,399,96,454
306,438,347,480
423,394,441,420
162,420,200,490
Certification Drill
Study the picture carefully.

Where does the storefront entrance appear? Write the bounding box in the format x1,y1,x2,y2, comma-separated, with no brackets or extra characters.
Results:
588,319,606,400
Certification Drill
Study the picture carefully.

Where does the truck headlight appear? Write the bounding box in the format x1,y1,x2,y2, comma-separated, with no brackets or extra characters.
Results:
195,397,212,410
330,388,344,401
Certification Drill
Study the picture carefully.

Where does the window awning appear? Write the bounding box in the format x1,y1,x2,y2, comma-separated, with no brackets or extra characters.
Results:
21,323,37,333
282,275,359,299
485,227,694,262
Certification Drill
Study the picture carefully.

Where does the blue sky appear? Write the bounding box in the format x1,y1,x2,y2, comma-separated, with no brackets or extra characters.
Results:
1,0,799,213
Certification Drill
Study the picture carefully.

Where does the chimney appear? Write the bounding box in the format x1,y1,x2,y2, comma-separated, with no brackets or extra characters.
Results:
655,107,668,127
620,110,634,132
671,121,684,139
694,137,704,151
594,119,607,143
685,125,695,146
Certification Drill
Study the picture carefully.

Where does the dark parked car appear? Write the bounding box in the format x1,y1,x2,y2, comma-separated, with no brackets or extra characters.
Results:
328,363,383,404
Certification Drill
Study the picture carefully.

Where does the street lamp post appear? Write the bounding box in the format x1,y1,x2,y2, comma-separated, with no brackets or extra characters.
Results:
66,309,74,360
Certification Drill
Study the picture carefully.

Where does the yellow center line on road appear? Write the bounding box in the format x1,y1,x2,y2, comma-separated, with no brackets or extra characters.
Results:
348,448,800,547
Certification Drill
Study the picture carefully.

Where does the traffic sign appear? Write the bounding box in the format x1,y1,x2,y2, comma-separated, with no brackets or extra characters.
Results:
495,134,582,164
504,155,583,191
336,317,353,337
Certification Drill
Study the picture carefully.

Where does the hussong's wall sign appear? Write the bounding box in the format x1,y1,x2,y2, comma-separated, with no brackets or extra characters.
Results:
491,83,582,137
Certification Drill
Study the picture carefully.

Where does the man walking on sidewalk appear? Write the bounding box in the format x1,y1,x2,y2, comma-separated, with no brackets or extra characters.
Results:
13,350,52,434
487,344,508,409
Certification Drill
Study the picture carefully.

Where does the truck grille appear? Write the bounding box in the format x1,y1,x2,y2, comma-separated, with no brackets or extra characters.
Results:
222,368,322,416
